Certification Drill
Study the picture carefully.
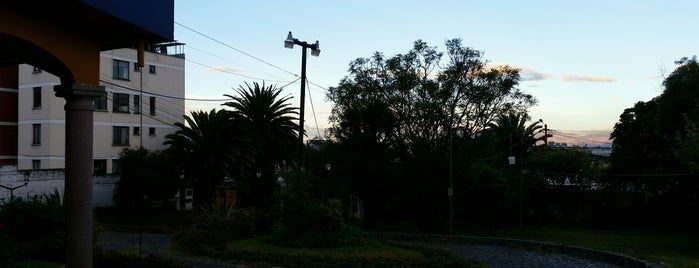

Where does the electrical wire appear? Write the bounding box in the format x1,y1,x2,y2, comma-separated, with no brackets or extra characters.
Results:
306,79,322,138
100,78,230,101
186,58,289,83
186,45,292,82
175,21,299,78
548,129,610,145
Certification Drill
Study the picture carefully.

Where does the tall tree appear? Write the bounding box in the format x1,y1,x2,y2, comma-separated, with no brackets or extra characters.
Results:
164,109,254,207
610,57,699,174
327,39,536,230
113,147,180,210
222,82,298,207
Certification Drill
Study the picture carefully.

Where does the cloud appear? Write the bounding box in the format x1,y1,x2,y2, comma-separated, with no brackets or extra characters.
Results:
487,63,552,81
560,74,616,82
204,66,247,73
519,66,553,81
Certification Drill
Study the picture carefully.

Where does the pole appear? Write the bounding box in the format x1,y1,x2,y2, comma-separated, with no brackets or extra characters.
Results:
544,124,548,147
298,47,307,164
449,128,454,236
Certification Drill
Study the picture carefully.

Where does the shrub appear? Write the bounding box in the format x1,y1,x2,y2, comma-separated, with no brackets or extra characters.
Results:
270,169,362,248
94,248,193,268
173,202,270,254
0,190,65,263
0,190,64,241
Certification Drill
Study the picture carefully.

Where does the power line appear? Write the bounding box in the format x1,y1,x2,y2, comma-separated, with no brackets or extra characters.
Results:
175,21,299,78
549,130,610,144
306,80,322,138
186,58,289,83
100,79,229,101
187,45,292,82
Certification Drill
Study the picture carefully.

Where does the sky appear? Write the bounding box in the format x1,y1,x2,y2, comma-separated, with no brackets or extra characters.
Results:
174,1,699,144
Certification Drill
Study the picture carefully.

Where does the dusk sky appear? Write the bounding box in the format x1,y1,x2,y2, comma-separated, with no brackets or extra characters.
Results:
173,1,698,143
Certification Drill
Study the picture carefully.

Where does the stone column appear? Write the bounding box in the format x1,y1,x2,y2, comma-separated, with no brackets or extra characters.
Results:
55,83,104,268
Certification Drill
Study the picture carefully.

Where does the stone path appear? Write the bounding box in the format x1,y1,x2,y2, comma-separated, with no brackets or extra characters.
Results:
98,231,626,268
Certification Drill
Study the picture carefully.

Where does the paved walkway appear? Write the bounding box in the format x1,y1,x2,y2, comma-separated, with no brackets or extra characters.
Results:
97,231,241,268
97,231,623,267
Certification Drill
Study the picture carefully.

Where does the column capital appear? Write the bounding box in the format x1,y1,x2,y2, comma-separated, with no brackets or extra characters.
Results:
54,83,104,98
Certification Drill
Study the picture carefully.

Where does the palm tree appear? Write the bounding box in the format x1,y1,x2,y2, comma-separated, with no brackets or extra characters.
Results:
223,82,299,207
487,112,549,165
164,109,254,207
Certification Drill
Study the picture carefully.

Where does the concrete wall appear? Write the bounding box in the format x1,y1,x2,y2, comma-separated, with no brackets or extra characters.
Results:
0,165,118,207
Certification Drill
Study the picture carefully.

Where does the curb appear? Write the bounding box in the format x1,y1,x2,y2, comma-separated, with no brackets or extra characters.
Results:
365,232,662,268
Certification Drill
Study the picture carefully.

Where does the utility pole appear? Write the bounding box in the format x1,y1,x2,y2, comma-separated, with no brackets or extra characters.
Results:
284,31,320,164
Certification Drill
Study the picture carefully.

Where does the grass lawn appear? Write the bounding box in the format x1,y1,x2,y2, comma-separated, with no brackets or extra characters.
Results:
457,224,699,268
219,237,482,268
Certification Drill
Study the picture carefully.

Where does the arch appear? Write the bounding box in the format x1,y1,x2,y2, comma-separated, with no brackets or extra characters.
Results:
0,6,100,85
0,33,76,84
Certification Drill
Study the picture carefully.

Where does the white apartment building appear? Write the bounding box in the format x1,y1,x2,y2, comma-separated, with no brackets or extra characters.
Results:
14,44,184,174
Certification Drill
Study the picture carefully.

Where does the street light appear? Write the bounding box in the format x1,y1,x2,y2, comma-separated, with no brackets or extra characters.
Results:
449,128,463,236
284,31,321,163
0,172,29,202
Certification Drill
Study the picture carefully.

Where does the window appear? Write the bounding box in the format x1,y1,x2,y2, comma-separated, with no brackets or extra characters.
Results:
149,96,156,115
148,64,156,74
133,62,142,72
112,159,120,174
113,93,130,113
149,127,156,136
94,159,107,175
32,87,41,108
32,160,40,170
32,124,41,145
133,95,140,114
94,92,107,110
32,66,41,73
133,127,140,136
112,126,129,146
112,59,129,80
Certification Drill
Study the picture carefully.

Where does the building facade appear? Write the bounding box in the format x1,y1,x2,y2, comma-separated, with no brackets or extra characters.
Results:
3,44,184,175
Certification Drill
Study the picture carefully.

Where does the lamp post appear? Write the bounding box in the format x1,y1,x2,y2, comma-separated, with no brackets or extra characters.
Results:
449,128,462,236
284,31,321,164
0,172,29,201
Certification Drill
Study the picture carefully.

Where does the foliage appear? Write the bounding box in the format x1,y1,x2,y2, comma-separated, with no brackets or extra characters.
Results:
0,190,65,264
113,147,180,210
0,190,64,241
164,109,255,207
271,169,361,248
198,203,270,243
674,118,699,174
222,82,298,208
222,237,478,268
526,147,600,187
484,112,548,166
328,38,534,152
608,57,699,224
94,248,193,268
610,57,699,174
325,39,535,230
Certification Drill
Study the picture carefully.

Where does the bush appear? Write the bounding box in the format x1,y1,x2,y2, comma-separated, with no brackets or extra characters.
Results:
173,203,270,254
0,190,65,263
94,248,193,268
270,169,362,248
0,190,64,241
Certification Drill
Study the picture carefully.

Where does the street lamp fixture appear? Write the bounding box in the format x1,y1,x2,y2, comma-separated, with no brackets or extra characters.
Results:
284,31,321,163
0,172,29,201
